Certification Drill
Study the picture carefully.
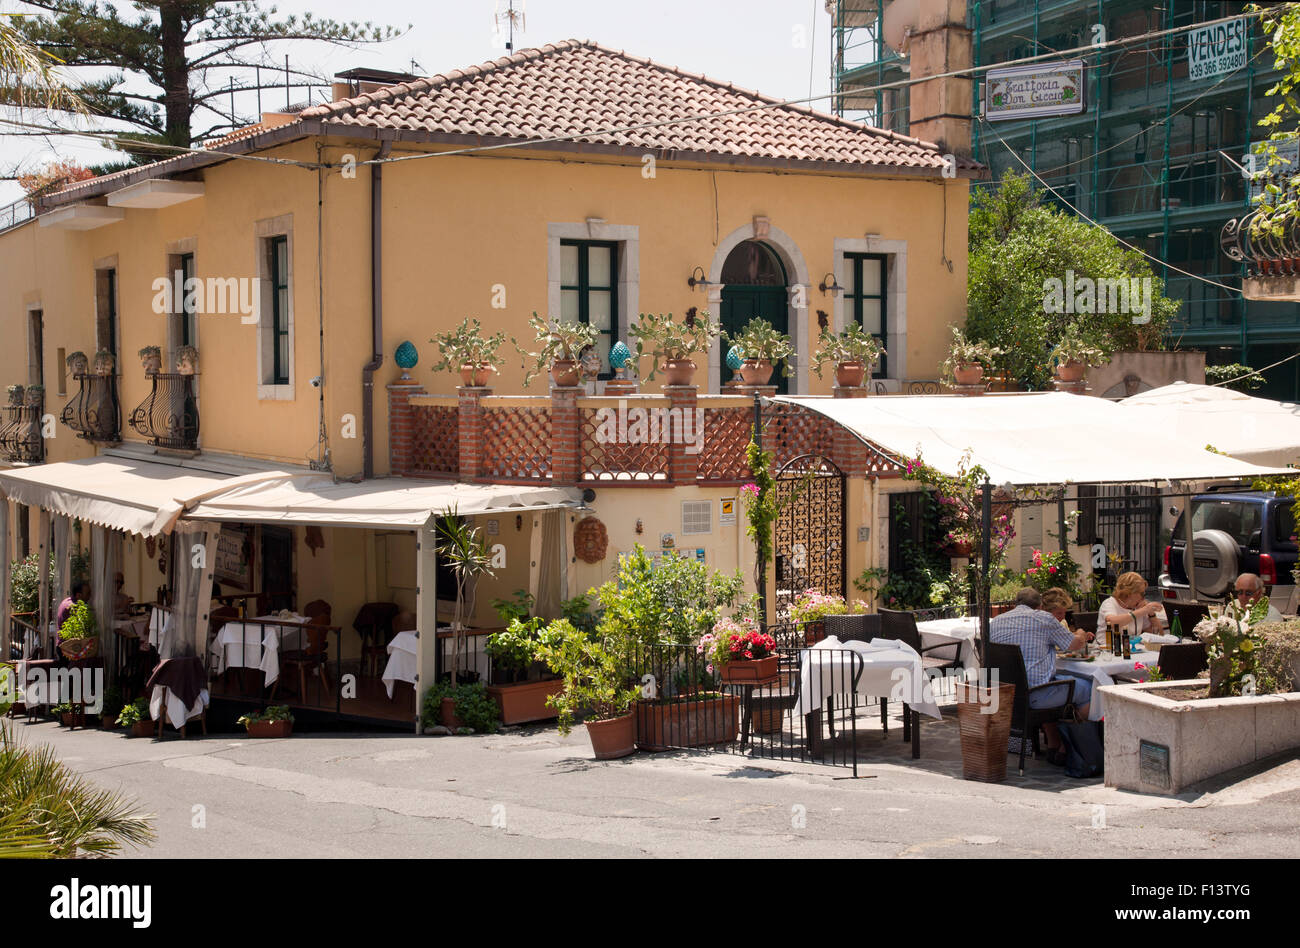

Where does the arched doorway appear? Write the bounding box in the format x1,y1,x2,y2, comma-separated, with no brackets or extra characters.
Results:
720,240,789,394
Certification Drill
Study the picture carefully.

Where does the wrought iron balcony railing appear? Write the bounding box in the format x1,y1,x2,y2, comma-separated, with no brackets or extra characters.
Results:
129,373,199,451
60,373,121,444
0,404,44,463
1221,207,1300,277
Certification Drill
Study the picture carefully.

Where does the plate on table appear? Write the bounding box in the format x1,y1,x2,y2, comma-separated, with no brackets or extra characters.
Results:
1060,652,1095,661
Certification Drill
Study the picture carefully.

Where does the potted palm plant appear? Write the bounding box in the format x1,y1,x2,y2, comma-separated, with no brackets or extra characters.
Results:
725,318,796,385
535,618,640,759
513,313,600,387
437,509,496,693
940,326,1003,387
813,323,885,387
1050,326,1108,382
430,317,506,387
628,308,719,385
237,705,294,738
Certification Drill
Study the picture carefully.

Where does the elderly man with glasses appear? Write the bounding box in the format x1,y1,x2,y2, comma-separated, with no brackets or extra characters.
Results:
1233,573,1283,622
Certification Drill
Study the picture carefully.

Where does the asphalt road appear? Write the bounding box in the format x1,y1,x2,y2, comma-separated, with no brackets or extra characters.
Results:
20,717,1300,860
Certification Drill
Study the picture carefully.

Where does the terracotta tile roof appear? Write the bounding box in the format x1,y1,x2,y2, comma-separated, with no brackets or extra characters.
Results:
299,39,981,174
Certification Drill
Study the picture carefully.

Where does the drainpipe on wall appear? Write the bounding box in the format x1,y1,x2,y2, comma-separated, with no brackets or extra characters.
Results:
362,141,392,480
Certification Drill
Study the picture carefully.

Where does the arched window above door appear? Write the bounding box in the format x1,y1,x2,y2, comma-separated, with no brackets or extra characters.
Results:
721,240,786,287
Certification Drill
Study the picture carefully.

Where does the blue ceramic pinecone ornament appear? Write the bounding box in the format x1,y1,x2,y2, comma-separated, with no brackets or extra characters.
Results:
725,345,744,371
609,340,632,370
395,340,419,370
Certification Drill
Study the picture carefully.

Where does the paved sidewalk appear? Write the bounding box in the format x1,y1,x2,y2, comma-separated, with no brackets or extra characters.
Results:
18,716,1300,858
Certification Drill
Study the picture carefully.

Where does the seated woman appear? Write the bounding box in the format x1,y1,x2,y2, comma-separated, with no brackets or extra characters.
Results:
1097,571,1164,645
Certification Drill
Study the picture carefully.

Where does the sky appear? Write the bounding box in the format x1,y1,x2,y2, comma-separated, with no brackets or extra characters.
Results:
0,0,836,204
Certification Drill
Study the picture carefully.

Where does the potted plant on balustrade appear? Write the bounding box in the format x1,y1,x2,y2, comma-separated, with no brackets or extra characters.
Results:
431,317,506,387
513,312,600,387
1049,325,1108,382
724,317,796,386
628,307,719,385
812,322,885,388
116,697,154,738
138,346,161,376
940,326,1004,387
237,705,294,738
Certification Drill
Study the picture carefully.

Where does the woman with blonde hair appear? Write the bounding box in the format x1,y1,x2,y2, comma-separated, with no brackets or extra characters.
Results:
1097,571,1164,642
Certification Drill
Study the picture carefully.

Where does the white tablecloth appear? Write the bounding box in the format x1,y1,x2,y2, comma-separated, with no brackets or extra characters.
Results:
382,630,418,698
915,616,981,669
209,615,307,686
792,637,943,719
150,684,210,730
1057,649,1158,721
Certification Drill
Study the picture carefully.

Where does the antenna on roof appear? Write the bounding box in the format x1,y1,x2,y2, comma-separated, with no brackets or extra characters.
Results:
494,0,526,52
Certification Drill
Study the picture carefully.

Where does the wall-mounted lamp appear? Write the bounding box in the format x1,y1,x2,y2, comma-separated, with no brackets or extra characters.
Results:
687,266,712,290
515,515,523,532
818,273,843,296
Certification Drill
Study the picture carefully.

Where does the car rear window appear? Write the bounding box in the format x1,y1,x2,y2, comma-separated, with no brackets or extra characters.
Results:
1190,499,1263,546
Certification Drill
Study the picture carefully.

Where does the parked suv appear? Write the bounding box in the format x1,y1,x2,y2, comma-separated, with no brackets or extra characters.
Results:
1160,490,1297,608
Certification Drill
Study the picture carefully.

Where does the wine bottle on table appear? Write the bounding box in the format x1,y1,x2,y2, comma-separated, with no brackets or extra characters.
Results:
1169,613,1183,641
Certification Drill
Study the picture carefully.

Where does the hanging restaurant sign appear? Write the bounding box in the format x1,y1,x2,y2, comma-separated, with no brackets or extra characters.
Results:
1187,17,1248,81
983,60,1085,121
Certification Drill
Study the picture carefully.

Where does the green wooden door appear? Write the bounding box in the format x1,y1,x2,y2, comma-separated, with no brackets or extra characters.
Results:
721,286,789,394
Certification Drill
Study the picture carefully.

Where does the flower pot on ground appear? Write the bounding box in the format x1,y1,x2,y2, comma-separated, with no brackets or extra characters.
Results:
627,308,719,384
725,318,794,386
439,696,463,729
485,616,565,724
814,323,885,387
634,693,739,750
131,720,154,738
512,313,600,387
431,317,506,387
116,697,150,736
486,679,564,724
585,713,636,759
237,705,294,738
955,681,1016,782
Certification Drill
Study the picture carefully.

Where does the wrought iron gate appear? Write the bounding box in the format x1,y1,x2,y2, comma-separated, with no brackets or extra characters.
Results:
1087,485,1162,580
773,454,846,618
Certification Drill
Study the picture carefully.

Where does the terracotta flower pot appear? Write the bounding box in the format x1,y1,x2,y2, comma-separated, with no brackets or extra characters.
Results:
953,364,984,386
634,694,739,750
486,679,564,725
245,719,292,738
440,696,464,730
585,713,636,759
60,712,87,728
1055,360,1085,382
661,358,697,386
140,353,162,376
719,655,779,685
834,361,866,388
737,359,773,386
131,719,155,738
944,540,973,557
550,359,581,387
459,363,495,387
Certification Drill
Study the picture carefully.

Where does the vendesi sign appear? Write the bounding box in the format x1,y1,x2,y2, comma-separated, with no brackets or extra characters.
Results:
984,60,1085,121
1187,17,1248,81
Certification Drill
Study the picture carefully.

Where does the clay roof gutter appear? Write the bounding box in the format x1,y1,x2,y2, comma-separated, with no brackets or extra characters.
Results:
362,140,393,481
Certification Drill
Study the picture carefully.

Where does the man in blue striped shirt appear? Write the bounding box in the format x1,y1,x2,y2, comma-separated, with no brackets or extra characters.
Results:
990,587,1092,763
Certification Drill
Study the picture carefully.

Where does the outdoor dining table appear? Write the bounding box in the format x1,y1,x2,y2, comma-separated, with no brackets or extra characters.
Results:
209,614,309,687
914,615,981,669
1056,649,1160,721
793,637,943,760
382,630,418,699
147,656,209,732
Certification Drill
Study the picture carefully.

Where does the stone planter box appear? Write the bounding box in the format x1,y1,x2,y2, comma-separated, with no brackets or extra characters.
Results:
1102,680,1300,795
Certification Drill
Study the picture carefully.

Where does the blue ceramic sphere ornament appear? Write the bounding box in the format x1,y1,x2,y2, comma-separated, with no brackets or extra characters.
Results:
394,340,418,380
725,345,744,371
609,340,631,370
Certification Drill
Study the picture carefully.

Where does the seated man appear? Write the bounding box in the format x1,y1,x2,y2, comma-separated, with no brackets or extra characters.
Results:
113,571,133,619
1233,572,1283,622
989,587,1092,765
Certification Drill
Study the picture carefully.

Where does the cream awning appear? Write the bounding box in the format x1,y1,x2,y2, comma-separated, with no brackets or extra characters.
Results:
0,459,581,534
775,392,1294,486
183,474,581,528
0,457,287,536
1121,382,1300,469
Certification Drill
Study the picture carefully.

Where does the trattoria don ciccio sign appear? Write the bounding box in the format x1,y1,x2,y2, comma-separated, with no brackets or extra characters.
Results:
984,60,1086,121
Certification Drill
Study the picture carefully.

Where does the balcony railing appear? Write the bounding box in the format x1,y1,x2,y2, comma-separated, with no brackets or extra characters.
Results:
0,404,44,463
1221,207,1300,277
129,373,199,451
61,373,121,444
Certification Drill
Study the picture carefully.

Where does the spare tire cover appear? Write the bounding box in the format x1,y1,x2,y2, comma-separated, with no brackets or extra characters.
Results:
1182,529,1238,596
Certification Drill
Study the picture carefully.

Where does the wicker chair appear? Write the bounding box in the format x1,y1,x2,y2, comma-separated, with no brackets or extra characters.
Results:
823,613,881,643
878,608,963,673
1156,642,1208,680
984,642,1076,776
